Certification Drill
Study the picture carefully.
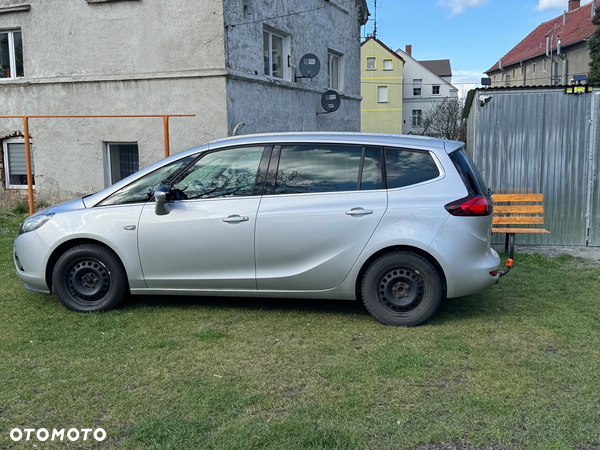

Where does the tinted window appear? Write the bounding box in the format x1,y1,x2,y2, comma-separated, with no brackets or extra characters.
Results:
99,155,196,206
172,147,263,200
448,149,489,196
275,145,361,195
360,147,383,190
385,148,440,189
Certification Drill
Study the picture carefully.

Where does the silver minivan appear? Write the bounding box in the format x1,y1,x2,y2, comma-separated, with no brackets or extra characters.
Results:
14,133,500,326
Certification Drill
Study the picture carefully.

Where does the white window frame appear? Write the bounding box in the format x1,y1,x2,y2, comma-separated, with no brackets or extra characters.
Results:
104,142,140,187
377,85,388,103
366,57,376,71
328,50,343,91
0,29,24,81
413,79,422,96
2,138,34,189
382,59,393,71
263,26,290,81
412,110,422,128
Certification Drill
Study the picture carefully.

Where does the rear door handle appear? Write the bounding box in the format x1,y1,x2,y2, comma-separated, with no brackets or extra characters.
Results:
223,215,249,223
346,208,373,216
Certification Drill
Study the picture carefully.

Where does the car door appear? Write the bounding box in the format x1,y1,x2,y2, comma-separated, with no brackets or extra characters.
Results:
137,145,269,291
255,144,388,291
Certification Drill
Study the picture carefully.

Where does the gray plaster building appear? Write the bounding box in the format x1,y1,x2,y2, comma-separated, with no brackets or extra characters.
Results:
0,0,368,200
486,0,597,87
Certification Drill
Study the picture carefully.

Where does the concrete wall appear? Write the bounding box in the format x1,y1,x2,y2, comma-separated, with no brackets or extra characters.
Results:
396,49,458,134
360,38,403,134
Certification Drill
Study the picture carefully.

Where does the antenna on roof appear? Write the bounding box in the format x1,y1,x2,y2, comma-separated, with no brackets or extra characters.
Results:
373,0,378,39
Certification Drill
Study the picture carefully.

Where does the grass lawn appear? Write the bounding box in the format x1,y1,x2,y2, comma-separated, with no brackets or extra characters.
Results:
1,210,599,449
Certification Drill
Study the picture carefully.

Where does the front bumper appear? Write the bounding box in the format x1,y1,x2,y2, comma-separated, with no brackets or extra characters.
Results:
13,231,51,294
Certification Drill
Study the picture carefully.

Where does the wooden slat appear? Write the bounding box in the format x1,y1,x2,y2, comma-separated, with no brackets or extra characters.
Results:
493,217,545,225
492,228,551,234
493,194,544,202
494,205,544,214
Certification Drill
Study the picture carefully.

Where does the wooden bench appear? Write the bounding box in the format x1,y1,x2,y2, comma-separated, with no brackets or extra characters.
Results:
492,194,550,259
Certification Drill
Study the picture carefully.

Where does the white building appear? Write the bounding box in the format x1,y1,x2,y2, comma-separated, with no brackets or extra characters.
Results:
0,0,368,201
396,45,459,134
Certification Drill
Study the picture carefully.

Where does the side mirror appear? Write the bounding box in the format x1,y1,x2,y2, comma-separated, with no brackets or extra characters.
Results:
154,184,171,216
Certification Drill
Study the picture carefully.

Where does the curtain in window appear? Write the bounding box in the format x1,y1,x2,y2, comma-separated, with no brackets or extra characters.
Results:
118,145,139,180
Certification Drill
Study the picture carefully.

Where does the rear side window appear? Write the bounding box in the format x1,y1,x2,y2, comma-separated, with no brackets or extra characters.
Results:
275,145,362,194
448,149,489,196
385,148,440,189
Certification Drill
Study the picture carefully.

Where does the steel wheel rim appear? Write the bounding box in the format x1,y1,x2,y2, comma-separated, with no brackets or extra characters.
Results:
66,258,111,305
377,267,424,313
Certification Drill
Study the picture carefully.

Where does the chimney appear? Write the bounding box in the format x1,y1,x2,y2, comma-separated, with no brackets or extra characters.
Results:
563,10,567,25
593,0,597,18
405,45,412,56
568,0,580,11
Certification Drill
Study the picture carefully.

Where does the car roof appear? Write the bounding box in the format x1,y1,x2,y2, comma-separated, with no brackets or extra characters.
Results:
205,132,464,154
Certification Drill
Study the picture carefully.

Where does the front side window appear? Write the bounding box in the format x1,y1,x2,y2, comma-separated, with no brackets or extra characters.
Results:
171,147,263,200
411,110,422,127
385,148,440,189
2,138,34,189
413,79,422,96
275,145,362,195
106,143,139,185
0,30,24,79
99,155,196,206
263,28,288,79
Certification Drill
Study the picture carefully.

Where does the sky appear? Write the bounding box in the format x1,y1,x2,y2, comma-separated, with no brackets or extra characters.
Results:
360,0,593,97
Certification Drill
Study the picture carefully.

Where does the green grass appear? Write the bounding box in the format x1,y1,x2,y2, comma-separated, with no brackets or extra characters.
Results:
1,210,600,449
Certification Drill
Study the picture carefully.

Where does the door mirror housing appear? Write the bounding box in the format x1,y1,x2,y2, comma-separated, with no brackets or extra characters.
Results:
154,184,171,216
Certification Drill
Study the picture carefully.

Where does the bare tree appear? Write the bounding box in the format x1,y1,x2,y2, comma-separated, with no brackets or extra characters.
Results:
416,98,467,142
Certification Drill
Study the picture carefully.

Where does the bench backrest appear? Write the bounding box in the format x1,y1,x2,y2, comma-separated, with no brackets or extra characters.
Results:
492,194,545,228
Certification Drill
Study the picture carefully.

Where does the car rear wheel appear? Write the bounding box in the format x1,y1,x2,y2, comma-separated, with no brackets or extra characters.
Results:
361,251,442,326
52,244,128,312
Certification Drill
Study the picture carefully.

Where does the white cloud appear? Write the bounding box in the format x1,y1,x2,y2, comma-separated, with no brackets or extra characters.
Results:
437,0,488,15
537,0,564,10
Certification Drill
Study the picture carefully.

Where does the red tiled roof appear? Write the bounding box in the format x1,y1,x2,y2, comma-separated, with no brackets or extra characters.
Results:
486,2,598,73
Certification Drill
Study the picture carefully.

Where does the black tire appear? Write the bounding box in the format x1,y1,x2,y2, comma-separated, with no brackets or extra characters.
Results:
361,251,442,326
52,244,128,312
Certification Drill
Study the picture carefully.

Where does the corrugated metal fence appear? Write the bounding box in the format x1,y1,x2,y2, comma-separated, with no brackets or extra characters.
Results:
466,86,599,246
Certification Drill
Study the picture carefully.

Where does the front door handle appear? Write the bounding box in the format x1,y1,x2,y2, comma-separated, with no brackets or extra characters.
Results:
346,208,374,216
223,215,249,223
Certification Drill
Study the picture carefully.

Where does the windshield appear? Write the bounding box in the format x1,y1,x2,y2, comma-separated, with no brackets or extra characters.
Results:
98,155,196,206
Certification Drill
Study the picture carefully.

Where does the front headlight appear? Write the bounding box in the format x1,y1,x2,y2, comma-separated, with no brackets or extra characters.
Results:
17,213,55,236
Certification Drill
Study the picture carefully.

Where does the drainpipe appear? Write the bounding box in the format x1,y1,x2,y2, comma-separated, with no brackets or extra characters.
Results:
498,59,509,87
557,36,567,85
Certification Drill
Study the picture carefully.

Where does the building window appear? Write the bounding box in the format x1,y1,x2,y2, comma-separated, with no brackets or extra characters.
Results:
366,57,376,70
263,27,288,80
512,69,515,79
328,51,342,90
0,29,24,80
412,110,422,127
432,85,440,95
382,59,393,71
521,67,524,76
493,75,496,83
543,59,547,72
106,143,139,186
533,63,536,74
377,86,388,103
3,138,34,189
413,79,422,96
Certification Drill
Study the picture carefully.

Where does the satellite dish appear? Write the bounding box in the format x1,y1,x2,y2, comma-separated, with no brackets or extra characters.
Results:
299,53,320,78
321,90,341,113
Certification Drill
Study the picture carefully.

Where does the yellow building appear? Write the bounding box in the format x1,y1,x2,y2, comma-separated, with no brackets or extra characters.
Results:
360,37,404,134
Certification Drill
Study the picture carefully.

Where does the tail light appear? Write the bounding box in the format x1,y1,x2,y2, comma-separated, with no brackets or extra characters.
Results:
445,195,493,216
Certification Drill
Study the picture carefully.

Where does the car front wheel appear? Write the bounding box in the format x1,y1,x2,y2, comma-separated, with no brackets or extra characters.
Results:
361,251,442,326
52,244,128,312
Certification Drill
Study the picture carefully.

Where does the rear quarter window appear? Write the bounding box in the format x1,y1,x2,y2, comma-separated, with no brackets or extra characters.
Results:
385,148,440,189
448,149,489,196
